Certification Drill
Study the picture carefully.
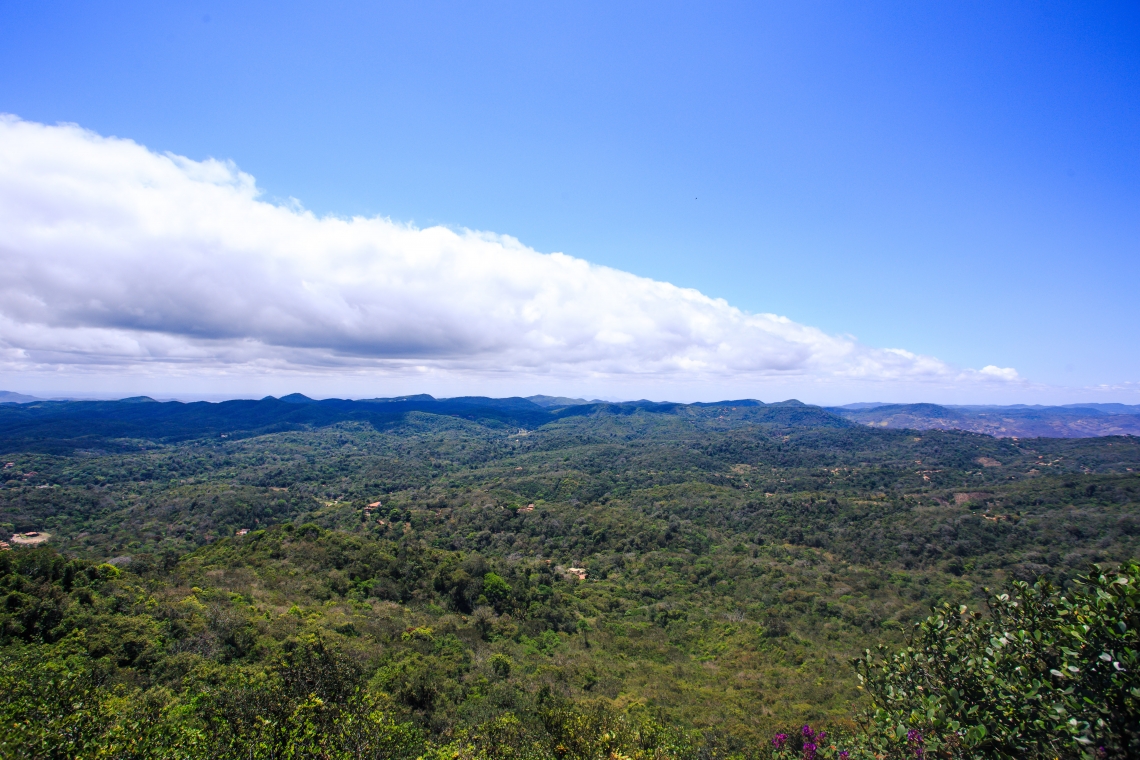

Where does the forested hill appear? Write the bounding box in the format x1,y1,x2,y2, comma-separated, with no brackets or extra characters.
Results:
0,394,848,451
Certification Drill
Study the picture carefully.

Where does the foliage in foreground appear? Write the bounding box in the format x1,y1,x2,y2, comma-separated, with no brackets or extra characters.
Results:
854,562,1140,759
0,632,701,760
4,562,1140,759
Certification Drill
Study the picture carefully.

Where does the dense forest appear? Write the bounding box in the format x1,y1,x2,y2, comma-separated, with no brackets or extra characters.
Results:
1,396,1138,759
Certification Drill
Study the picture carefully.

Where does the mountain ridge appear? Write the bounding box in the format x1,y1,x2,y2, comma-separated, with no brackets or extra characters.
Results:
0,394,853,453
828,402,1140,438
2,392,1137,444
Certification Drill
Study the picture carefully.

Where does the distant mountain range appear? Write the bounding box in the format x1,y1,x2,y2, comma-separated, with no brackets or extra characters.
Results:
523,395,608,408
826,402,1140,438
0,392,1136,446
0,391,42,404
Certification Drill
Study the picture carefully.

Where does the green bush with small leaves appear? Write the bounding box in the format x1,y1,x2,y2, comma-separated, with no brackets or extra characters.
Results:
854,563,1140,759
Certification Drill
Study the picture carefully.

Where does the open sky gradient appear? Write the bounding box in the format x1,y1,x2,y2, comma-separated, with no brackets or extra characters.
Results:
0,1,1136,403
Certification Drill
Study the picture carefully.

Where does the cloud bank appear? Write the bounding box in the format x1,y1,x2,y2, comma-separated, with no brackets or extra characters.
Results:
0,116,1018,396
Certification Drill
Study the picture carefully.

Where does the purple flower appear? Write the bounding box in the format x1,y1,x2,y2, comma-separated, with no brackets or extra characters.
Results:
802,741,817,760
772,733,788,749
839,752,849,760
906,730,924,758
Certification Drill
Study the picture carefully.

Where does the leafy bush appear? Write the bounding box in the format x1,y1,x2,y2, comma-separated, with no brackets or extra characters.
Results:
853,563,1140,759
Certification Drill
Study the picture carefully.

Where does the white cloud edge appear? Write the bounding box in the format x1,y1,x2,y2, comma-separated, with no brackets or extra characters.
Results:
0,115,1024,395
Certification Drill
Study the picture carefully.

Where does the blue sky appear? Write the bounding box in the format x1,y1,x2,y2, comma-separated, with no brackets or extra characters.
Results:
0,1,1136,402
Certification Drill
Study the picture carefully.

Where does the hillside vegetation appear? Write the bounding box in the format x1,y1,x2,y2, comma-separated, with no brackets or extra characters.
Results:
1,397,1138,758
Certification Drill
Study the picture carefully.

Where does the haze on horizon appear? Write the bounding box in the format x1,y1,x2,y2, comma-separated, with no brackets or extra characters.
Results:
0,2,1136,406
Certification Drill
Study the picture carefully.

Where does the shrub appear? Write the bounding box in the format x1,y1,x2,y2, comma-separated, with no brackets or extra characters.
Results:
852,563,1140,759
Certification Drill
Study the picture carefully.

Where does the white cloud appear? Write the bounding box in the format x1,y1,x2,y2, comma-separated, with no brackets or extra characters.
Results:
0,116,1020,396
